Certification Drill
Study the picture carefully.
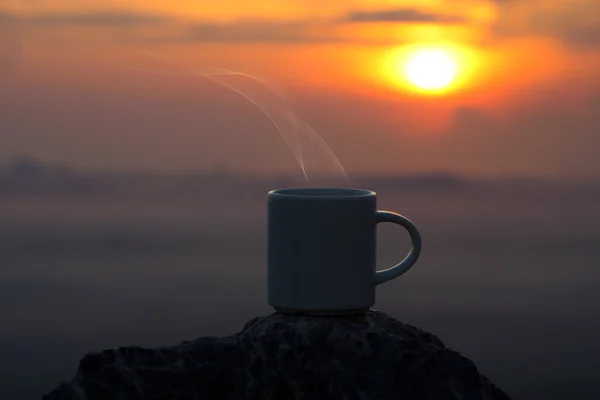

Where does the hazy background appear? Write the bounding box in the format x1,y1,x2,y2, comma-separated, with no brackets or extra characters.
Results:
0,162,598,399
1,0,600,399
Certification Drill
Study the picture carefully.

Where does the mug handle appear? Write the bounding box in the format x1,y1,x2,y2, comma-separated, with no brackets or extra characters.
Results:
374,211,422,285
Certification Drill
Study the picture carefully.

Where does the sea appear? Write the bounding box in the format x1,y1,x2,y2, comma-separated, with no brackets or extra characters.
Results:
0,172,599,399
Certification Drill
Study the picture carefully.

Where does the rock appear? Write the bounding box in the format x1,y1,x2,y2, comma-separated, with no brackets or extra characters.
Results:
44,310,511,400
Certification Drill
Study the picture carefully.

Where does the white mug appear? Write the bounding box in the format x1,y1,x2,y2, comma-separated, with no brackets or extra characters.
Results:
268,188,422,315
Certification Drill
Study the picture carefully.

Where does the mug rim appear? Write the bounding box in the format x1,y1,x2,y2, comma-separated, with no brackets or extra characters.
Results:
269,187,375,198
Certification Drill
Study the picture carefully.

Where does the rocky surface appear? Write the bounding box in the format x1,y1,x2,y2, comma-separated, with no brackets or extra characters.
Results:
44,310,511,400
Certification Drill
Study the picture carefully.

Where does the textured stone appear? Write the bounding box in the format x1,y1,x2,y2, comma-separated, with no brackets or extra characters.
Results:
44,310,511,400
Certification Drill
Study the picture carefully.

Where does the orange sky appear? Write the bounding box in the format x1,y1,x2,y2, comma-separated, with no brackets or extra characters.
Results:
1,0,599,178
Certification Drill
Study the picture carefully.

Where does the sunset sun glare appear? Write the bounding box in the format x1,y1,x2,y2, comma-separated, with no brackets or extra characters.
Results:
379,44,473,96
404,49,457,91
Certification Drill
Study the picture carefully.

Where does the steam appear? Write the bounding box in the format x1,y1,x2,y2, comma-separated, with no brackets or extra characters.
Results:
120,49,347,181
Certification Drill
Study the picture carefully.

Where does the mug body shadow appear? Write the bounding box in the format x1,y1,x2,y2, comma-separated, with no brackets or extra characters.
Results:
268,188,376,315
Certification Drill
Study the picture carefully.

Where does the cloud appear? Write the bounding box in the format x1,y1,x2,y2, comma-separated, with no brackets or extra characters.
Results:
0,10,347,44
344,8,464,24
0,8,453,46
0,10,168,27
567,27,600,47
494,20,600,48
174,20,418,46
491,0,600,48
183,20,339,43
171,20,406,45
32,12,168,26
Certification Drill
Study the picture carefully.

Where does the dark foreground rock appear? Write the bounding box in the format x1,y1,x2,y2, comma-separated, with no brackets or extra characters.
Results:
44,310,511,400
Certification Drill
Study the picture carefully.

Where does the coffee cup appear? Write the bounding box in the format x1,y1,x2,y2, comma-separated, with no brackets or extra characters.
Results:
268,188,421,315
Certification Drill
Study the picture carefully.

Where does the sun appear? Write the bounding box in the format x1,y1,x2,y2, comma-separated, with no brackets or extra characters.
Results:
403,49,458,92
377,43,476,96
